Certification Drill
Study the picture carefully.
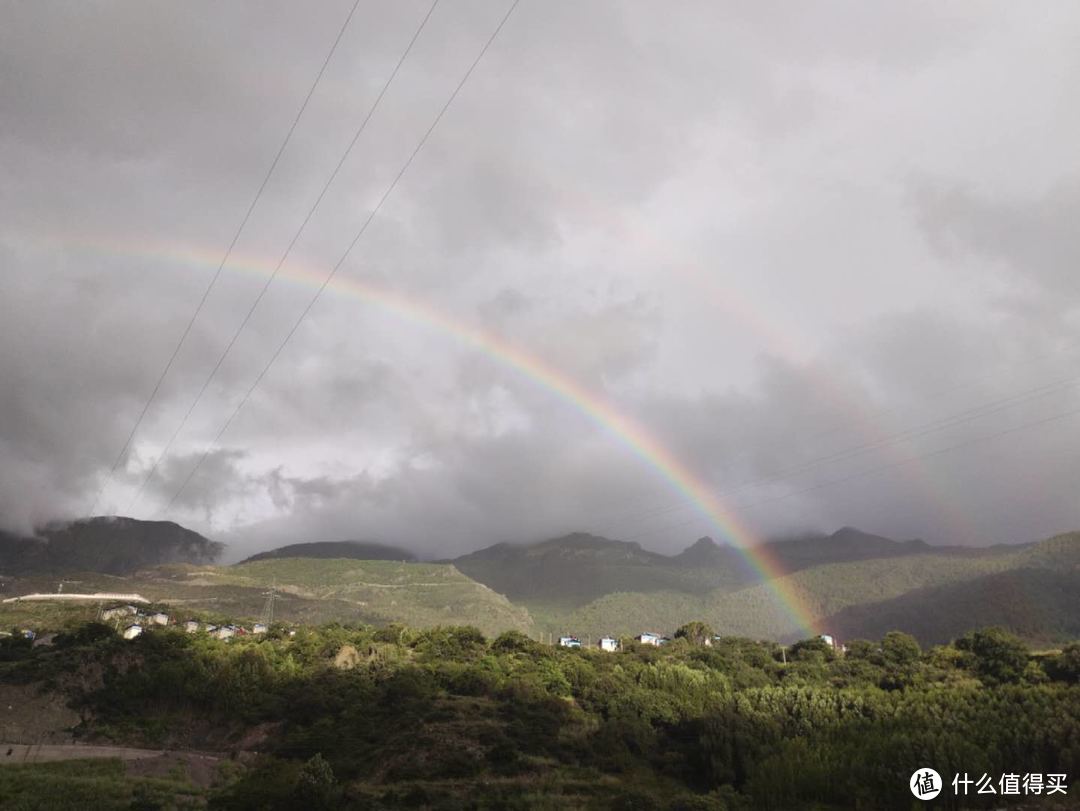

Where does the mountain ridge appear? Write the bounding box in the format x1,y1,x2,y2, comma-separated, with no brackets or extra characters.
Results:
0,515,222,575
240,540,417,565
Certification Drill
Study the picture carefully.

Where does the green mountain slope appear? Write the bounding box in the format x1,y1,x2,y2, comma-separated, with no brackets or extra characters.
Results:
552,550,1024,641
824,567,1080,646
452,527,1031,641
818,531,1080,645
240,540,416,564
1,558,534,637
1018,530,1080,569
451,527,971,614
452,532,750,607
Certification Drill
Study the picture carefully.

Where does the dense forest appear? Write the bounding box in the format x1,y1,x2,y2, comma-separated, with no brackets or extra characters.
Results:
2,620,1079,809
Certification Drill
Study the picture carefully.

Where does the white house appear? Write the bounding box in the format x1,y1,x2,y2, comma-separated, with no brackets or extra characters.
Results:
184,621,200,633
819,634,836,648
148,612,169,626
213,626,236,641
251,623,268,635
122,624,143,640
637,632,664,646
558,636,581,648
101,605,138,621
599,637,619,652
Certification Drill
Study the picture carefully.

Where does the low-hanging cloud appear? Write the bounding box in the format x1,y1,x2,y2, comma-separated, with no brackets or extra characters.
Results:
2,1,1079,555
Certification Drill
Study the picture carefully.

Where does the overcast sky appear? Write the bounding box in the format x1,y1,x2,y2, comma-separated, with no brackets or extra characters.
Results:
2,1,1079,559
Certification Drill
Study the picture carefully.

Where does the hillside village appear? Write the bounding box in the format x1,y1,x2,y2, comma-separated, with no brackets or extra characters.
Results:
5,589,847,657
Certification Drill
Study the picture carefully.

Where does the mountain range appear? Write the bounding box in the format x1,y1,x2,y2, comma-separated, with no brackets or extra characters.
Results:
1,516,1076,646
465,529,1070,645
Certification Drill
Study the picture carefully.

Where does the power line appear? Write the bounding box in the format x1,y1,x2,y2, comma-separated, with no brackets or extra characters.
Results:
159,0,521,515
88,0,362,516
127,0,442,512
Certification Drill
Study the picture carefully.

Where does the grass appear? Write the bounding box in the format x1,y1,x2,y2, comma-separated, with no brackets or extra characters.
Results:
0,759,203,810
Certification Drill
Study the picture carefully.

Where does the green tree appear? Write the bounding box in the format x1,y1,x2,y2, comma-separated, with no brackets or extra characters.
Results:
674,621,715,646
880,631,920,666
1047,642,1080,683
955,627,1028,685
294,753,338,810
491,629,541,654
788,637,833,662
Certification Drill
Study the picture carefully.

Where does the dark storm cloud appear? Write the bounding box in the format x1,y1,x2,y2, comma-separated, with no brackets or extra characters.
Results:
2,2,1079,552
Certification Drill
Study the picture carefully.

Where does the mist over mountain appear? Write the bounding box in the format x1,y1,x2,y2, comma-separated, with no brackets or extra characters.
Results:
448,526,949,608
670,536,742,568
765,526,931,566
0,515,222,575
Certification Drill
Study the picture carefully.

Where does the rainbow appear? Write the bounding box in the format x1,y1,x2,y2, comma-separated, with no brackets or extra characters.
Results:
558,188,980,545
40,232,820,637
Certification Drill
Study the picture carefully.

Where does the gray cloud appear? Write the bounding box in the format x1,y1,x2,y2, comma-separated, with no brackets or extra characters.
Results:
914,178,1080,302
2,2,1079,555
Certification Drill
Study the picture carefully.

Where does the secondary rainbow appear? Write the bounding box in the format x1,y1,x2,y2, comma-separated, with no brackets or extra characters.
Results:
558,187,981,545
49,233,820,637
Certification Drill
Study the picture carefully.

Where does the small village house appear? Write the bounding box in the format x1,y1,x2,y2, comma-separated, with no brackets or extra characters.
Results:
599,637,619,652
252,623,268,634
637,632,664,646
101,605,138,621
558,636,581,648
122,624,143,640
184,621,200,633
213,626,236,641
149,612,169,626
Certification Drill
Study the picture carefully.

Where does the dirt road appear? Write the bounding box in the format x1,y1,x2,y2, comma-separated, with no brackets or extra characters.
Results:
1,742,233,787
1,742,171,763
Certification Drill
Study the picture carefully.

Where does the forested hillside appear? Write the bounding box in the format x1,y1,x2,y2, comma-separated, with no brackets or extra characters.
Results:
539,550,1024,642
1,620,1078,808
552,534,1080,646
